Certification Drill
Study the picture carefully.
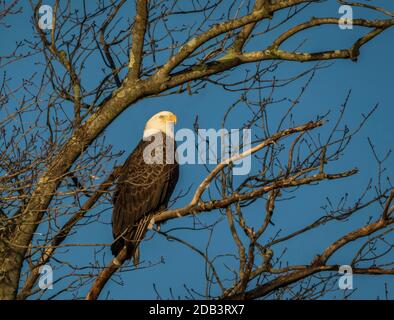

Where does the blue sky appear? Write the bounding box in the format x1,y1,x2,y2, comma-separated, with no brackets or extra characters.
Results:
1,1,393,299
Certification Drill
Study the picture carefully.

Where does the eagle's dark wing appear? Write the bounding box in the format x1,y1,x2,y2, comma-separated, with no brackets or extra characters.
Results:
111,133,179,262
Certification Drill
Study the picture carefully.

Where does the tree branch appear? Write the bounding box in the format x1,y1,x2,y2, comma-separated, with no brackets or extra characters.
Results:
128,0,148,79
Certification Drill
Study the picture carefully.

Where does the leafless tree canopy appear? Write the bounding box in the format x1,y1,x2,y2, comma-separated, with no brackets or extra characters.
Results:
0,0,393,300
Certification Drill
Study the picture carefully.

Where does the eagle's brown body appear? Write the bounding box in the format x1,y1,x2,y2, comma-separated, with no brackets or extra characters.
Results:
111,132,179,263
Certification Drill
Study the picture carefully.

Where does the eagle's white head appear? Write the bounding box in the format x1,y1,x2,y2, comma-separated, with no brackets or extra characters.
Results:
143,111,177,139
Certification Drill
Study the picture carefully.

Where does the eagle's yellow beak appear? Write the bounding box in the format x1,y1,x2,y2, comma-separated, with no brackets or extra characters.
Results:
167,114,177,124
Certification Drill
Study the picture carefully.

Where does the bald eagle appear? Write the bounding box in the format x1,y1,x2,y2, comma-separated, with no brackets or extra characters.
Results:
111,111,179,264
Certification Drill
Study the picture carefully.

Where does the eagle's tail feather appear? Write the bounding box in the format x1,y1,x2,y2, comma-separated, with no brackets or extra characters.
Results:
111,214,153,266
111,237,137,263
110,237,125,257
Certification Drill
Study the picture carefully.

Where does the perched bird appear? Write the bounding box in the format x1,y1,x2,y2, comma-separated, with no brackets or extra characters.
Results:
111,111,179,265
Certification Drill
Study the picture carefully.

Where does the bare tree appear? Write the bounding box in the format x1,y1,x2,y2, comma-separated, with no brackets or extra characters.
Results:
0,0,393,300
